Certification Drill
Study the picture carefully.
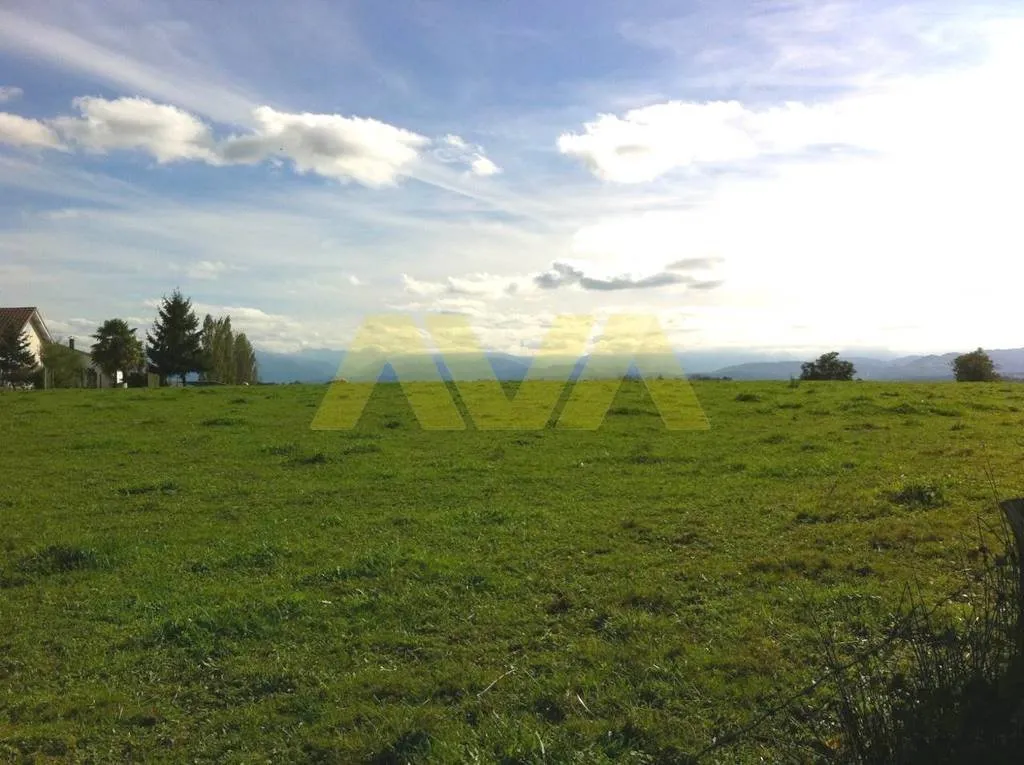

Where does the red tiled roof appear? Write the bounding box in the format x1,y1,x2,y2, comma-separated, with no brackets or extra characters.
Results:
0,307,38,338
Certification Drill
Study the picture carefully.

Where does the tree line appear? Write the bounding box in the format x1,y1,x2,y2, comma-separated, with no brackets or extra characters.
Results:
93,290,259,386
0,290,258,388
0,315,1009,388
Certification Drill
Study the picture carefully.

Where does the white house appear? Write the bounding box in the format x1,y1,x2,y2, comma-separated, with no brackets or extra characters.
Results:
0,306,113,388
0,306,50,365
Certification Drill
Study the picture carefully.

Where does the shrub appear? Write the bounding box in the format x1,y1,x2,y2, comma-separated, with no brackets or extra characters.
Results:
800,505,1024,762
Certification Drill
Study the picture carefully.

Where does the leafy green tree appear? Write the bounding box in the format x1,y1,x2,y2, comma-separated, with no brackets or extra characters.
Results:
952,348,998,382
199,314,216,382
0,325,36,386
147,290,204,385
800,351,856,381
216,316,234,383
91,319,143,385
41,341,86,388
233,332,258,384
195,313,258,385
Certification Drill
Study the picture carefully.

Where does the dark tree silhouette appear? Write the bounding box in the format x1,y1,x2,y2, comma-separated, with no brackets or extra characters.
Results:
952,348,998,382
147,289,204,385
91,319,143,385
0,325,35,386
800,351,856,381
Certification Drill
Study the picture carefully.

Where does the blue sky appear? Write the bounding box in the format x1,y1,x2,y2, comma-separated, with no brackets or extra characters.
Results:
1,0,1022,355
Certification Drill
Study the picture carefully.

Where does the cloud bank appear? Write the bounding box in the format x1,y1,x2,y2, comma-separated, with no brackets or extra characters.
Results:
0,96,496,187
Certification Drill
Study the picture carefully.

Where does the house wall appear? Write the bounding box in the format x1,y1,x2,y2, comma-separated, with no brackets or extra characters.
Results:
23,320,45,367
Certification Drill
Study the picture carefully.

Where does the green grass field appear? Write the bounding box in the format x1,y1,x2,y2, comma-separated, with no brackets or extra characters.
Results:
1,380,1021,762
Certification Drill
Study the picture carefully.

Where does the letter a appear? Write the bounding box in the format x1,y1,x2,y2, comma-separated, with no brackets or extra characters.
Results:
426,314,593,429
557,314,709,430
312,315,464,430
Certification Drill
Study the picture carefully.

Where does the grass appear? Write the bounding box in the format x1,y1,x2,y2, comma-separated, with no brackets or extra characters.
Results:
1,379,1022,762
800,510,1024,763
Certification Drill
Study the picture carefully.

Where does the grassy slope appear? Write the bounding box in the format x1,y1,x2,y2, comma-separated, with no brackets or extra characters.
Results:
1,380,1022,762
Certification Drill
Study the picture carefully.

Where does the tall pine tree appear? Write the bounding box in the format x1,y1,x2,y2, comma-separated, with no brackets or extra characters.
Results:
146,289,204,385
0,325,36,386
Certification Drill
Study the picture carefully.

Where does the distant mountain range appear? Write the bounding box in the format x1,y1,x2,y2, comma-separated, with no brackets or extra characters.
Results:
254,347,1024,384
712,348,1024,381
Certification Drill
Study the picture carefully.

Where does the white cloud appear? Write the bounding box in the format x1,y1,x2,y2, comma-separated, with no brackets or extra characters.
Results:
52,96,217,162
559,101,761,182
561,20,1024,186
1,96,444,187
0,112,63,149
219,106,428,187
402,272,514,298
391,297,488,316
445,273,513,296
434,132,502,177
470,155,501,176
557,97,892,183
0,85,23,103
401,274,445,297
186,303,323,352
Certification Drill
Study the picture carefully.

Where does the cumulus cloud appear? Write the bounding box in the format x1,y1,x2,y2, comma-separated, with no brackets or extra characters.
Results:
219,106,429,187
559,101,758,182
0,86,23,103
391,297,488,317
470,155,501,176
0,112,63,148
435,133,502,176
0,96,472,187
188,303,315,351
557,99,872,182
401,274,445,297
532,261,706,291
402,272,513,297
52,96,217,162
